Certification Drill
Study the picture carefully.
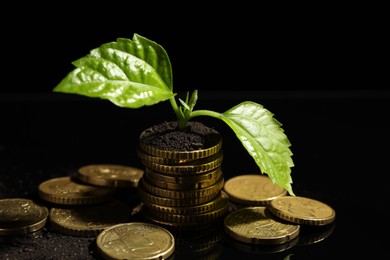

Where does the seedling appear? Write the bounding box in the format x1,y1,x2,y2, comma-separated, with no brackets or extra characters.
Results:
53,33,295,195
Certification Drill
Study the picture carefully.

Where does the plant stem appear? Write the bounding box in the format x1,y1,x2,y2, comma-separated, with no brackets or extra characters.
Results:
190,110,223,120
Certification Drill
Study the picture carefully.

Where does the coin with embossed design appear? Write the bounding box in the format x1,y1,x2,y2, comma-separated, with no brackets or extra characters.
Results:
49,200,131,236
224,206,300,245
38,176,115,205
0,198,49,235
96,222,175,260
269,196,336,226
77,164,144,188
223,174,287,206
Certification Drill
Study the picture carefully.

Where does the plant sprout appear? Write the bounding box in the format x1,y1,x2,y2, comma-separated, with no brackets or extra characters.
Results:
53,33,295,195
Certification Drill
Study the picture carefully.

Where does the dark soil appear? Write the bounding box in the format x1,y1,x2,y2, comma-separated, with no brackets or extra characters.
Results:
139,121,221,151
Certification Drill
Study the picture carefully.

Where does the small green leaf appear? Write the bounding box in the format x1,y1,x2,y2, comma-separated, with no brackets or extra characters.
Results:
221,101,295,195
53,34,175,108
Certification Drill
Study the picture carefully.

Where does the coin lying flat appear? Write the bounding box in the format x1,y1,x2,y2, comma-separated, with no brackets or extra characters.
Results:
224,206,300,245
268,196,336,226
77,164,144,188
0,198,49,235
38,176,115,205
97,222,175,260
49,200,131,237
139,121,222,160
223,174,287,206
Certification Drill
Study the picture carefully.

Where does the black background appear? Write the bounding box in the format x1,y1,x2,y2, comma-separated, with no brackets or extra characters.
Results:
1,3,389,259
0,3,387,94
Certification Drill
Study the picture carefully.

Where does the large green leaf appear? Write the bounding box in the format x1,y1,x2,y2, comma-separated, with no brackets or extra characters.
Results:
53,34,175,108
220,101,295,195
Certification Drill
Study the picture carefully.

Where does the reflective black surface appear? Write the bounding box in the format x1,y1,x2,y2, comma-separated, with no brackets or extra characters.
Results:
1,91,389,259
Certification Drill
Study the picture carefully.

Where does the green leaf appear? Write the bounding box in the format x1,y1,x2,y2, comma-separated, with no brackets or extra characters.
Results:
220,101,295,195
53,33,175,108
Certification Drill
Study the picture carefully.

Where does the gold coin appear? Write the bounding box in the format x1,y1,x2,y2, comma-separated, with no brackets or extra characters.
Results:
144,170,220,190
223,174,287,206
224,206,300,245
140,176,224,199
138,183,217,207
141,151,223,175
145,167,222,184
96,222,175,260
143,192,229,224
137,147,194,165
143,190,229,215
268,196,336,226
38,176,115,205
139,121,222,160
77,164,144,188
0,198,49,235
49,200,131,237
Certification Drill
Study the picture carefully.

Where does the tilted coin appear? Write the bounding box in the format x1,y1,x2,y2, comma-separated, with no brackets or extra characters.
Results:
38,176,115,205
49,200,131,237
224,206,300,245
223,174,287,206
96,222,175,260
0,198,49,235
268,196,336,226
77,164,144,188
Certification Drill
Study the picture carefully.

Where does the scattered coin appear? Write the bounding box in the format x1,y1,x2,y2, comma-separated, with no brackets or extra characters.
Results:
224,206,300,245
0,198,49,235
38,176,115,205
96,222,175,260
268,196,336,226
49,200,131,237
223,174,287,206
77,164,144,188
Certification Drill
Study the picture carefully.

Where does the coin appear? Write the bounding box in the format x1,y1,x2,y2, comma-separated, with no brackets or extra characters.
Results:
143,193,229,224
140,175,224,199
138,182,218,207
223,174,287,206
49,200,131,237
0,198,49,235
268,196,336,226
139,121,222,160
143,190,229,215
144,169,220,190
145,167,222,184
224,206,300,245
77,164,144,188
141,151,223,174
38,176,115,205
96,222,175,260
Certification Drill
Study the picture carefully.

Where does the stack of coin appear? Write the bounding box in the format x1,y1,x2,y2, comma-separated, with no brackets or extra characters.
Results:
137,121,229,230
